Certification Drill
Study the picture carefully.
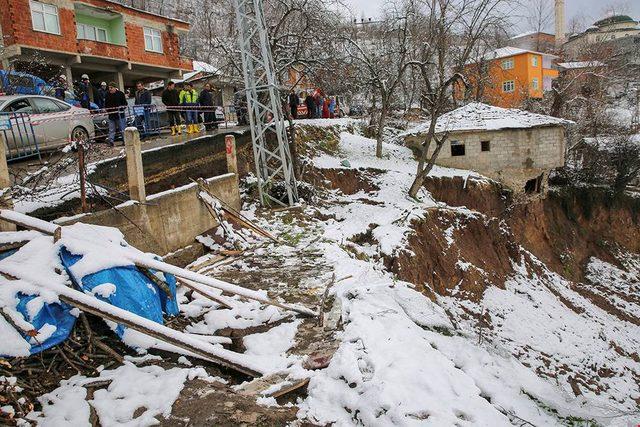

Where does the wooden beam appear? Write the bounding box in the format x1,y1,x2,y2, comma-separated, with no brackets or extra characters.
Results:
0,270,262,377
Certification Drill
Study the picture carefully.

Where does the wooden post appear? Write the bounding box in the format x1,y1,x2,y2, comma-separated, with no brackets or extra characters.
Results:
225,134,238,177
124,127,146,202
0,133,16,231
78,144,87,212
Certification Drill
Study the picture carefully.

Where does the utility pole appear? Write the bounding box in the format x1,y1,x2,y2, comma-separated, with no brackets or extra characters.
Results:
233,0,298,207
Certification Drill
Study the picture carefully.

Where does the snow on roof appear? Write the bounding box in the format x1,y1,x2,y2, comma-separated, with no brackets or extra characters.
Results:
402,103,573,136
468,46,557,65
192,61,220,74
484,46,556,60
510,30,554,39
557,61,606,69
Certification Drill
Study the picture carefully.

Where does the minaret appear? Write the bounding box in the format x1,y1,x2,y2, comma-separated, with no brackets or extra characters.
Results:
555,0,566,48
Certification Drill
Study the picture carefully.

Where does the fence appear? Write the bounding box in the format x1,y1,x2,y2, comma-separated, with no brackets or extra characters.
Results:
1,103,246,162
0,112,40,161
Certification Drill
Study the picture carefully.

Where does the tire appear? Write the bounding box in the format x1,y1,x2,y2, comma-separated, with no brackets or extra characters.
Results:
71,126,89,144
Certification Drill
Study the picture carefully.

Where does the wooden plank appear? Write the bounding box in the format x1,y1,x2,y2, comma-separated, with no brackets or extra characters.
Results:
176,277,235,310
188,255,227,273
236,372,310,398
193,179,279,242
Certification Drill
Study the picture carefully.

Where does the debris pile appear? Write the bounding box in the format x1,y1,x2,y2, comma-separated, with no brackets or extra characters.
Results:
0,209,317,424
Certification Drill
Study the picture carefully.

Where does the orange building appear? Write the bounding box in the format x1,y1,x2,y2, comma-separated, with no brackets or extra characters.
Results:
459,47,559,108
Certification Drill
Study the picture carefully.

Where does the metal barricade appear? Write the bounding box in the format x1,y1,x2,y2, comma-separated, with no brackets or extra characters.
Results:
128,104,161,137
0,112,41,161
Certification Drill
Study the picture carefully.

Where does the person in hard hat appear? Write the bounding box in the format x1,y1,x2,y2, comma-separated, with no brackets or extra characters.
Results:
54,75,67,101
76,74,91,109
96,81,108,109
179,82,199,134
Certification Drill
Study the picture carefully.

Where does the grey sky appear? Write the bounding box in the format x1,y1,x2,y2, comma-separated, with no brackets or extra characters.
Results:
344,0,640,34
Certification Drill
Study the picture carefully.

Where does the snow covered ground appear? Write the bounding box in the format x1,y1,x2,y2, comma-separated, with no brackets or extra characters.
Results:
5,123,639,425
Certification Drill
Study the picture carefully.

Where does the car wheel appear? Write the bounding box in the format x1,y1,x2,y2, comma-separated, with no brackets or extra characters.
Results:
71,126,89,144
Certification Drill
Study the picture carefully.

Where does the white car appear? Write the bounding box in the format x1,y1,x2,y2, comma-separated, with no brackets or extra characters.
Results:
0,95,95,159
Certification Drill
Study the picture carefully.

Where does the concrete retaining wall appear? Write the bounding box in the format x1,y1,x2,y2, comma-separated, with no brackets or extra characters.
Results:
55,173,240,255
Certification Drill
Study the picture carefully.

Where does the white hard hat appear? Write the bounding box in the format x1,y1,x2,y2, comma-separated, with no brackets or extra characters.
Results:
101,81,107,86
81,74,89,80
59,75,67,80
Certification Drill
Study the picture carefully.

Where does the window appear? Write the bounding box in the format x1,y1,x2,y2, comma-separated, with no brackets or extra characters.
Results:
143,27,162,53
77,23,108,42
32,97,68,113
5,99,34,114
501,58,514,70
531,56,539,67
481,140,490,152
450,141,465,157
532,78,539,90
502,80,515,93
30,0,60,34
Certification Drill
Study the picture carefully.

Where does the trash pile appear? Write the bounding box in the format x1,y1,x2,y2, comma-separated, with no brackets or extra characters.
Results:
0,209,316,423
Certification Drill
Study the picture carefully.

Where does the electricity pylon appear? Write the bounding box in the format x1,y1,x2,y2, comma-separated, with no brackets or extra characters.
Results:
233,0,298,207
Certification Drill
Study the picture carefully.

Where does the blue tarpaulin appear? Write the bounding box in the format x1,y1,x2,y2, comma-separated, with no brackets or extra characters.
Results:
0,246,179,357
15,294,77,354
60,247,179,339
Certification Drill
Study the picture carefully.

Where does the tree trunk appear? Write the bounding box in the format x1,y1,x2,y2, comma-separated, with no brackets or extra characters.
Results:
408,119,444,198
375,104,389,158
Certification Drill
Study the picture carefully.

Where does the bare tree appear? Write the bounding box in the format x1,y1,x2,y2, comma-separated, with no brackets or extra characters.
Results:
525,0,553,42
601,1,631,16
341,2,412,157
405,0,512,198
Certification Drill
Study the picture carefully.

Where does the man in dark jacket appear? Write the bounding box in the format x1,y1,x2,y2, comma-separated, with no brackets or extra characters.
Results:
304,93,315,119
288,90,299,119
199,83,216,131
134,81,152,137
96,82,108,109
104,82,128,146
53,75,67,101
162,81,181,135
76,74,91,109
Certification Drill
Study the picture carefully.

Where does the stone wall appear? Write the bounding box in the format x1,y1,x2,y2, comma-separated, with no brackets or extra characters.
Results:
406,125,566,190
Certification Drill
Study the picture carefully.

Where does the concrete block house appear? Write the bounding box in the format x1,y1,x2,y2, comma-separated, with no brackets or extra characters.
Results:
0,0,192,89
402,103,573,192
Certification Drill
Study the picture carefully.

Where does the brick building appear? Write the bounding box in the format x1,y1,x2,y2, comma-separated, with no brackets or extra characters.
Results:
0,0,192,89
509,31,557,54
401,103,573,192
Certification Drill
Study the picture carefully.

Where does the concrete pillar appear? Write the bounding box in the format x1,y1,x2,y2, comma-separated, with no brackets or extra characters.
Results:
555,0,565,48
64,66,73,84
124,127,146,202
225,134,238,177
0,133,16,231
116,71,125,91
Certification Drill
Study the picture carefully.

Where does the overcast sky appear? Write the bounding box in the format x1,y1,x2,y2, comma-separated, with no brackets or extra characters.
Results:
343,0,640,34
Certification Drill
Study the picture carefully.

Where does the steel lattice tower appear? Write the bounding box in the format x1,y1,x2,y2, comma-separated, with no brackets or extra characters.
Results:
233,0,298,207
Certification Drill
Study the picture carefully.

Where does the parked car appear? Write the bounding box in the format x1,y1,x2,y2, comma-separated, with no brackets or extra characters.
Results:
43,88,100,111
0,95,95,155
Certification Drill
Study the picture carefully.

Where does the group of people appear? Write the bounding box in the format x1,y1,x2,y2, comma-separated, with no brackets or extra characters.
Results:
289,89,338,119
49,72,223,145
161,82,219,136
